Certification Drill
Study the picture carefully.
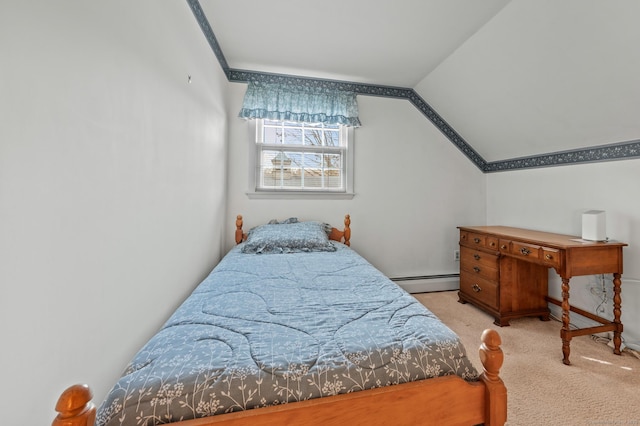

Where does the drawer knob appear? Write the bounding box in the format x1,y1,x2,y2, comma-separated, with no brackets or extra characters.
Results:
473,266,481,273
520,247,531,256
474,238,481,244
472,284,482,292
545,254,553,260
501,244,507,250
473,254,480,260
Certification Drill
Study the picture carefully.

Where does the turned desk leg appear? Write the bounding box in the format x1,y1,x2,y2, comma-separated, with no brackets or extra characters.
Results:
561,277,572,365
612,272,623,355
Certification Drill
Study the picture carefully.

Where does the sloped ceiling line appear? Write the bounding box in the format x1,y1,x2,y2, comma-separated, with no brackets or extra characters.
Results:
187,0,640,173
406,91,487,169
187,0,230,77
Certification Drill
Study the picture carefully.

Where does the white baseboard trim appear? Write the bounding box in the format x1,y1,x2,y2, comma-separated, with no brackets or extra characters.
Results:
392,275,460,294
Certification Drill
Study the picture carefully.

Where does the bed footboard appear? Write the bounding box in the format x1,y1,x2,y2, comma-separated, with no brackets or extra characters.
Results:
53,329,506,426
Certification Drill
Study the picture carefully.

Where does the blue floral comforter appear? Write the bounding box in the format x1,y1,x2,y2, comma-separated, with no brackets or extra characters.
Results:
97,243,478,425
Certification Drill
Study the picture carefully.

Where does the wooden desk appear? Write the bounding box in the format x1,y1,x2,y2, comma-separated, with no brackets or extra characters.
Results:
458,226,627,365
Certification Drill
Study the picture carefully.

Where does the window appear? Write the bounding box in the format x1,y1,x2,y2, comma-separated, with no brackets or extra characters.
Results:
248,119,354,199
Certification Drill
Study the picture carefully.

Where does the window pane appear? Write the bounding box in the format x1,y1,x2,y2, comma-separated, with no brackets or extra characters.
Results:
263,126,282,144
283,127,302,145
280,171,302,188
305,152,323,169
260,150,302,188
324,153,343,188
325,170,342,188
304,129,323,146
303,169,323,188
325,130,339,147
324,153,341,169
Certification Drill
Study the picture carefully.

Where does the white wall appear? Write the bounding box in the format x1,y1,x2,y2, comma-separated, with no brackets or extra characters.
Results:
225,83,486,281
0,2,229,425
487,160,640,350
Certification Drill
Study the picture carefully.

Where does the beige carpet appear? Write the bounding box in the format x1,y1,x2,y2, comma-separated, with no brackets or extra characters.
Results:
414,291,640,426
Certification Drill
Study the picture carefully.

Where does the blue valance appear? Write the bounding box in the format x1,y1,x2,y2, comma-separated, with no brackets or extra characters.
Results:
239,81,361,127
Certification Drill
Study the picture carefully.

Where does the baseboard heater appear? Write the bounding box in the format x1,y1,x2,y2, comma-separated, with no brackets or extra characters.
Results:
390,274,460,294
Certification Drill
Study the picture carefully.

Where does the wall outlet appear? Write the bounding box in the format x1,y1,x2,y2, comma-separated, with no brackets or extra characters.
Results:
454,250,460,261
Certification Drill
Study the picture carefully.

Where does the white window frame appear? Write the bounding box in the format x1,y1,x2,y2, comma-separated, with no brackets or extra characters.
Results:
246,119,354,200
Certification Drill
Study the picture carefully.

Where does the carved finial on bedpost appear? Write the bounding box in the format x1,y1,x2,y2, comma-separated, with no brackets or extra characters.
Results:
479,329,507,426
52,384,96,426
343,214,351,246
235,215,244,244
480,329,503,381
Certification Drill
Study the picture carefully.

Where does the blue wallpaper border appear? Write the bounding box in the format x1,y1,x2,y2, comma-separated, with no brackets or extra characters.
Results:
187,0,640,173
187,0,230,77
484,140,640,173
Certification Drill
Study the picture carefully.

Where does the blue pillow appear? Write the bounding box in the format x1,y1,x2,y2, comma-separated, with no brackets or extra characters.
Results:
241,221,337,254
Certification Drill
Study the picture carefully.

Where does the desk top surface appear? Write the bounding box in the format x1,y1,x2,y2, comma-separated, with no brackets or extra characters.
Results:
459,225,627,249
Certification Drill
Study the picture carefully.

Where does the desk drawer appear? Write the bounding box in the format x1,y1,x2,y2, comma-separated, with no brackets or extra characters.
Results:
462,263,499,281
541,247,560,268
460,273,498,309
511,241,539,260
460,247,499,268
460,231,499,251
503,240,561,268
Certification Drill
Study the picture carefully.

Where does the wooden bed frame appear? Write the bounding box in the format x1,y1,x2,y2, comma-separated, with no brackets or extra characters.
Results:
235,214,352,246
53,215,507,426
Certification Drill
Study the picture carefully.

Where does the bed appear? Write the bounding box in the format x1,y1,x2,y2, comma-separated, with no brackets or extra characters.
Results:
53,215,507,426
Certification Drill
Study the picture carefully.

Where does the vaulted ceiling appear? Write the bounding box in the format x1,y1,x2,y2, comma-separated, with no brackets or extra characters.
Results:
193,0,640,170
200,0,510,87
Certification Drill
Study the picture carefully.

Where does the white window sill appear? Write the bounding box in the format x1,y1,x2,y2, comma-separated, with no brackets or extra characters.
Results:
246,191,355,200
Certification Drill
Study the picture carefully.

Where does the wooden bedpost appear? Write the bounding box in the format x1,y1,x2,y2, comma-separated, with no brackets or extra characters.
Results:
343,214,351,246
479,329,508,426
327,214,351,246
235,215,245,244
52,384,96,426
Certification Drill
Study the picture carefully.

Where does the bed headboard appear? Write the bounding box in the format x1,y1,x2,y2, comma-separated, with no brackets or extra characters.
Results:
235,214,351,246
